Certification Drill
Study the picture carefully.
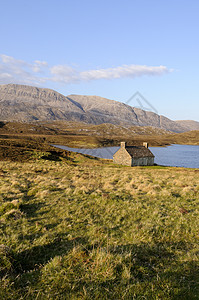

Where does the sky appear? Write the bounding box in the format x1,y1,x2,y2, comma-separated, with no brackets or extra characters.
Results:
0,0,199,121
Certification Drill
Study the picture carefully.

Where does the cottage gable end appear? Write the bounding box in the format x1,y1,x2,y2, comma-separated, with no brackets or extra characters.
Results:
113,146,132,166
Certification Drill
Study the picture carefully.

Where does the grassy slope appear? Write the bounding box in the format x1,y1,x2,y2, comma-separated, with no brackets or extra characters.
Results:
0,121,199,148
0,150,199,299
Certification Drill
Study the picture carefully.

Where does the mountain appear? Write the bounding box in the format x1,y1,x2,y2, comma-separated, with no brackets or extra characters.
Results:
0,84,198,132
67,94,187,132
175,120,199,131
0,84,93,123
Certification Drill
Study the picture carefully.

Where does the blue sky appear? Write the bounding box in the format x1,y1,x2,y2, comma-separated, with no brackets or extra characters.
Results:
1,0,199,121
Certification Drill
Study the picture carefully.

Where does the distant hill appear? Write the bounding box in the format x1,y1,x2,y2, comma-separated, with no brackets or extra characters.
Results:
0,84,198,132
175,120,199,131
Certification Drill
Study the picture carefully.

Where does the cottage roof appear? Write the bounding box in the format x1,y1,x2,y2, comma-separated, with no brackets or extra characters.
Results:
125,146,154,158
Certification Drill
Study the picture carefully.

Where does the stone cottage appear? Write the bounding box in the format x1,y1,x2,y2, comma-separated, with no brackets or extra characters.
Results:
113,142,154,166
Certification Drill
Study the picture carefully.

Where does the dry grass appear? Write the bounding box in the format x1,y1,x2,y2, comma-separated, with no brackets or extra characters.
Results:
0,153,199,299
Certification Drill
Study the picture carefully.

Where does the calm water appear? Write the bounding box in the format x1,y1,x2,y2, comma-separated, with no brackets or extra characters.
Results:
52,144,199,169
151,144,199,168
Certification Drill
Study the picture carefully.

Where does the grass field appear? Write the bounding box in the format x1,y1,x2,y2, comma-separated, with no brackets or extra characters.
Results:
0,150,199,299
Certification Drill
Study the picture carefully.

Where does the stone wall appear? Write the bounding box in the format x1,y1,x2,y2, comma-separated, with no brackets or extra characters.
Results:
132,157,154,166
113,148,132,166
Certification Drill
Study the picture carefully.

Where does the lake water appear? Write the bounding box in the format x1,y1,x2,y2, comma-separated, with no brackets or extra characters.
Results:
151,144,199,168
52,144,199,169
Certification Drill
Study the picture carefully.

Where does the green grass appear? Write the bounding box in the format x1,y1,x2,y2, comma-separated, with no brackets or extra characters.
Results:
0,153,199,299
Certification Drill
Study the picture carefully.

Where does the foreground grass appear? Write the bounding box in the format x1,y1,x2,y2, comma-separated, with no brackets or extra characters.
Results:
0,153,199,299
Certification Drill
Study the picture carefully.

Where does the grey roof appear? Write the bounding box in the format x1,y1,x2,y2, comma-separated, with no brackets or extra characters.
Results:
125,146,154,158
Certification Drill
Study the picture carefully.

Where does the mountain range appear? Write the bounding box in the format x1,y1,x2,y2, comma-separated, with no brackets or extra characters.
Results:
0,84,198,133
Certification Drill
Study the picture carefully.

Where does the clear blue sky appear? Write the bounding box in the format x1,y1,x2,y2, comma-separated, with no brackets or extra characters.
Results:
1,0,199,121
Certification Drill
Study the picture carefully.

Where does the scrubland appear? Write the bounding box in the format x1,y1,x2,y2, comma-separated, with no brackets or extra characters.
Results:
1,121,199,148
0,151,199,299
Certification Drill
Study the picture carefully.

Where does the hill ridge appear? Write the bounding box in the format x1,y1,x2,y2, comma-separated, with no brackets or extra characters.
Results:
0,84,198,132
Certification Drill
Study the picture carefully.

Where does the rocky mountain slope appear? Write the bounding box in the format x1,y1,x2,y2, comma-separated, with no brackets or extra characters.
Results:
175,120,199,131
0,84,198,132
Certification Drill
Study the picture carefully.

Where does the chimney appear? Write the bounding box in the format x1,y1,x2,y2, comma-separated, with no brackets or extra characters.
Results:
121,142,126,148
143,142,148,148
